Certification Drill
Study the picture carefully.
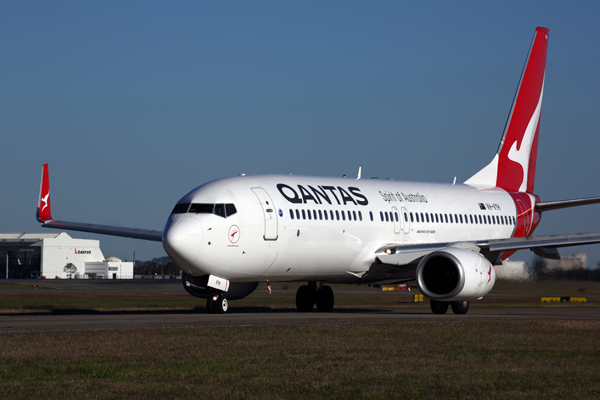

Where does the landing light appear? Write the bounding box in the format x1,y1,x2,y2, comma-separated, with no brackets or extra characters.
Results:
385,248,396,255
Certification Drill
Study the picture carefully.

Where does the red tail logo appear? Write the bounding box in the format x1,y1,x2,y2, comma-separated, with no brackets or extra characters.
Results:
466,27,548,194
36,164,53,222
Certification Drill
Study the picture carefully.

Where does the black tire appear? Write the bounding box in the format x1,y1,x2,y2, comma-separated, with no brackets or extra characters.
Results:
430,300,449,314
206,297,218,314
296,285,314,312
451,300,470,314
316,286,334,312
216,295,229,314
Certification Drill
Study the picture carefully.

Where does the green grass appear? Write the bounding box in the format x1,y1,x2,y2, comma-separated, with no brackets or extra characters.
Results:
1,321,599,399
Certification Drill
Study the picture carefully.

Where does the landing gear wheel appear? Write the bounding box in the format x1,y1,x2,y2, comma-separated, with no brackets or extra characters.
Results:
316,286,334,312
296,285,314,312
451,300,469,315
216,295,229,314
206,294,229,314
430,300,449,314
206,297,217,314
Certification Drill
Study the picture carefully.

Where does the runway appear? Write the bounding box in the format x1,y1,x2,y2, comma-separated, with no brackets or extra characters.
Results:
1,307,599,333
1,279,598,333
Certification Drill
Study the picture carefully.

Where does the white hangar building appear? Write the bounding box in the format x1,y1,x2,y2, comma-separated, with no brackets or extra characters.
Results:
0,232,133,279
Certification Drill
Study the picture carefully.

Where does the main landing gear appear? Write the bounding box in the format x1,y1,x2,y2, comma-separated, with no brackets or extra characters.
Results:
296,282,334,312
207,294,228,314
430,300,470,315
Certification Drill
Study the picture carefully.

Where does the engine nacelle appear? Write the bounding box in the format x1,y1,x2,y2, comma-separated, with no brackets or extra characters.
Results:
182,272,259,300
416,247,496,301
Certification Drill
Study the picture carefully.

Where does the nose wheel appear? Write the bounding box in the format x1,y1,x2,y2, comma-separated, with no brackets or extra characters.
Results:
207,294,228,314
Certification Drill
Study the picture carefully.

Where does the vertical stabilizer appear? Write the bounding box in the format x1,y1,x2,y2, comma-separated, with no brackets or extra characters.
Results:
465,27,548,193
36,164,53,222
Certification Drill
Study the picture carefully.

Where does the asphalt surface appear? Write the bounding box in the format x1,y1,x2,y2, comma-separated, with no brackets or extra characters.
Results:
0,279,598,333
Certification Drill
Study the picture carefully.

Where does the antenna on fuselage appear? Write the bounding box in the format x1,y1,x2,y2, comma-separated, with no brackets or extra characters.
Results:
357,167,362,180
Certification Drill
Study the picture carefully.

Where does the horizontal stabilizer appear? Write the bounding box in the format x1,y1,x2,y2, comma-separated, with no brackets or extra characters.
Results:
536,197,600,212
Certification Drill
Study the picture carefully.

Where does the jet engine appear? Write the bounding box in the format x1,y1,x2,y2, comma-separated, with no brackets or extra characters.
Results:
416,247,496,301
182,272,259,300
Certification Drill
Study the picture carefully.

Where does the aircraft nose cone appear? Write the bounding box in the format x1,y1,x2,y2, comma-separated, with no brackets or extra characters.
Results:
163,216,202,271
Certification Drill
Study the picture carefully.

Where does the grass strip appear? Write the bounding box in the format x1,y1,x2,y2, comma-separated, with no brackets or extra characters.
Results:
0,321,599,399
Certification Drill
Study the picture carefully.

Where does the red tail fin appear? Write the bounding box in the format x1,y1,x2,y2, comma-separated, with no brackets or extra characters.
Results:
465,27,548,193
36,164,53,222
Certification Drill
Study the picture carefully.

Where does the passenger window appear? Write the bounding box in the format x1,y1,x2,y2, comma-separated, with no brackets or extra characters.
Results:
331,210,335,220
487,216,491,224
307,210,312,220
353,211,357,221
469,215,473,224
171,203,191,214
380,212,384,222
302,210,306,220
385,212,389,222
430,213,434,223
426,213,429,223
395,212,398,222
336,211,340,220
410,212,414,222
449,214,453,223
370,211,373,221
421,213,424,222
435,214,439,223
289,210,294,219
444,214,448,223
324,210,328,220
214,204,226,218
416,213,420,223
459,215,463,224
359,211,362,221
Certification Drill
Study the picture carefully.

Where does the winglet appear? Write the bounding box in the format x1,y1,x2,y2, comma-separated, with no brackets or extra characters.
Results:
36,164,53,222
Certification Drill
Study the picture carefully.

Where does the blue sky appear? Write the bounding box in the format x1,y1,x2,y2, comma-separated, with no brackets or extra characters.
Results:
2,1,600,265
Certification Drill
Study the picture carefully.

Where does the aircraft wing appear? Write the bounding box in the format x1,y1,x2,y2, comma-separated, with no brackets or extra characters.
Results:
376,232,600,266
477,232,600,252
40,220,163,242
37,164,163,242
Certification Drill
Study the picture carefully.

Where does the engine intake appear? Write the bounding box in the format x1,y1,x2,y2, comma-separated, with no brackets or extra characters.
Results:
417,247,496,301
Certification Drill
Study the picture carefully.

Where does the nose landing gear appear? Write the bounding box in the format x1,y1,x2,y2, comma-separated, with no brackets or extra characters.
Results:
295,282,334,312
207,294,229,314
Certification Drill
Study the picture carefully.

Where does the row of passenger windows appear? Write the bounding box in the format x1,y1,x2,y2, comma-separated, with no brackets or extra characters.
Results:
290,209,363,221
399,211,515,226
171,203,237,219
288,208,516,226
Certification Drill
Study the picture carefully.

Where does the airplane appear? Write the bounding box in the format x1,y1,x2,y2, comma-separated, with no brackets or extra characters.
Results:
36,27,600,315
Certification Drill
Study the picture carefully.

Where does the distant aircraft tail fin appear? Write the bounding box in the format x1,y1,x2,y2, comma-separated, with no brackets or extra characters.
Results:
465,27,548,193
36,163,53,222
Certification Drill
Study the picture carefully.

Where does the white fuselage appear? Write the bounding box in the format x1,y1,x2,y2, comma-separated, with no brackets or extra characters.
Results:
162,175,529,284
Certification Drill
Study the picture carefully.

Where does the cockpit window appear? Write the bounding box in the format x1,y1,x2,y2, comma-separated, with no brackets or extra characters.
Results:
189,203,214,214
214,204,226,218
171,203,190,214
225,203,237,217
172,202,237,218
